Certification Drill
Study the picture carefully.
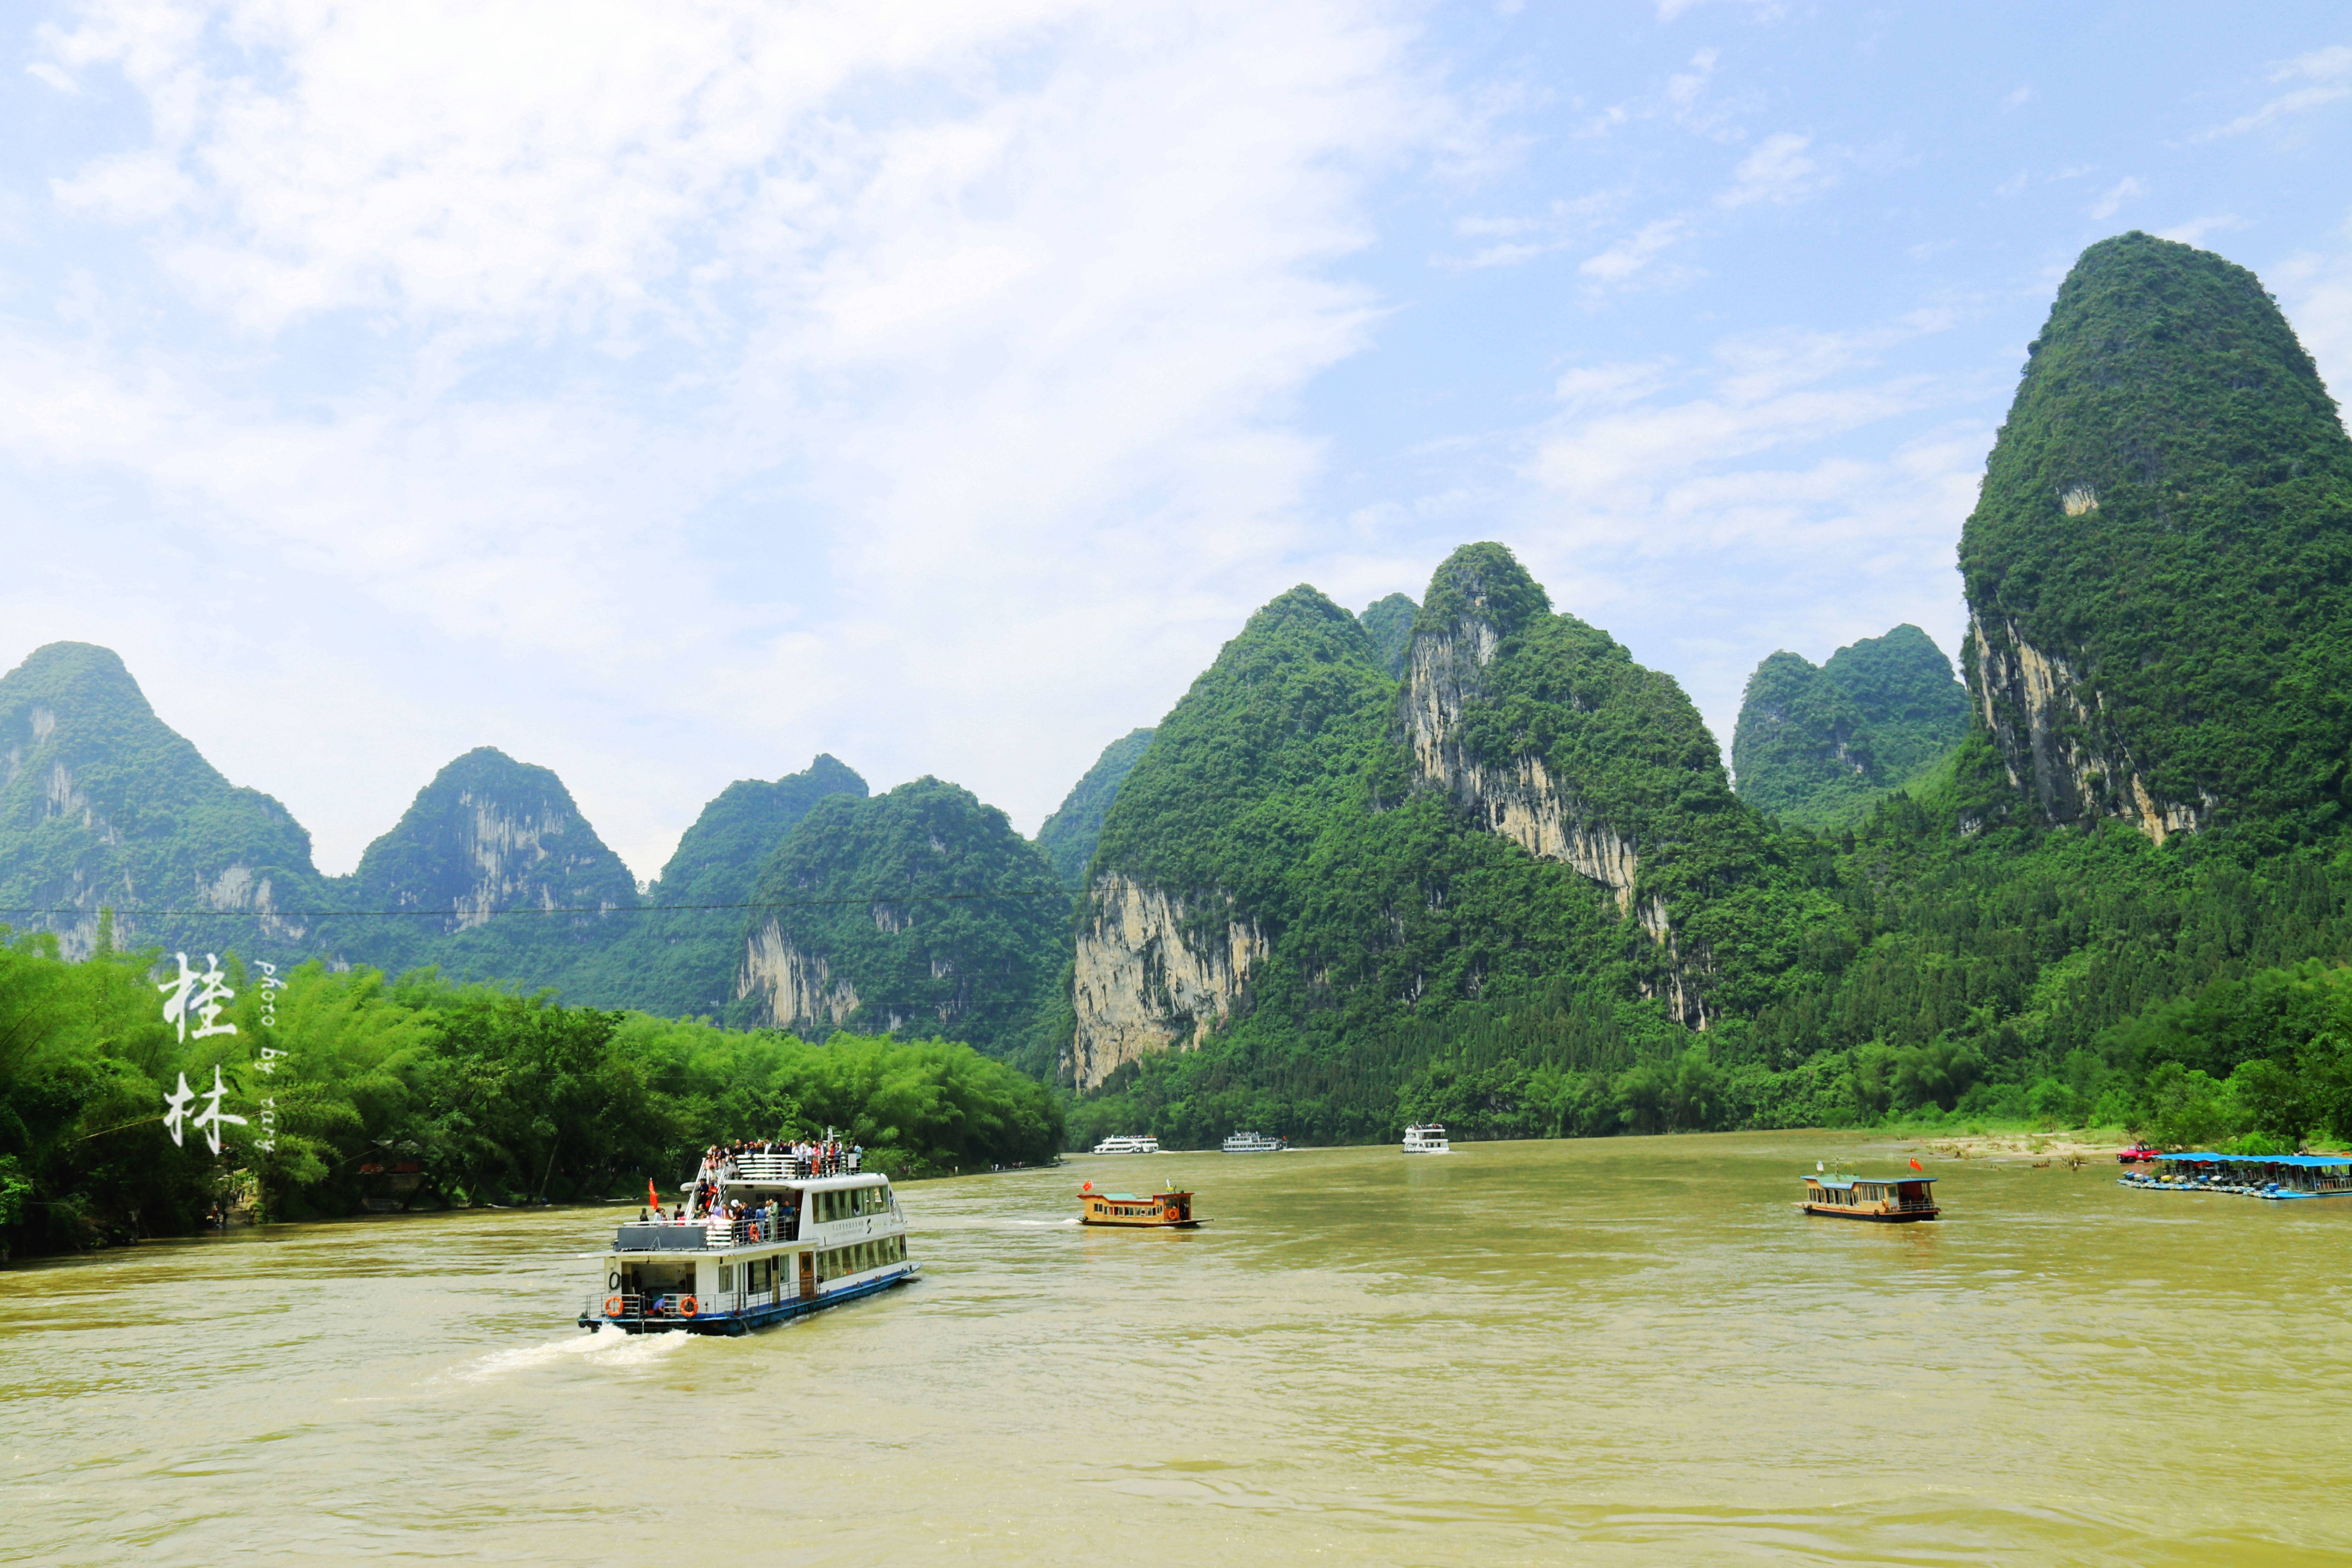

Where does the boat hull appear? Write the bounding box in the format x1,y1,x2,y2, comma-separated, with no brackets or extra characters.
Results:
581,1264,920,1336
1080,1217,1202,1229
1800,1202,1939,1223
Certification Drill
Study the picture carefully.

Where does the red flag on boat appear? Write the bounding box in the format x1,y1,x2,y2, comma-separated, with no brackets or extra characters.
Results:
648,1176,661,1210
1082,1180,1093,1192
1909,1158,1924,1171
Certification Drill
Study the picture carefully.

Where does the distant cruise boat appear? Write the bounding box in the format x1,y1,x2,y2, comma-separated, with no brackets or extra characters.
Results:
1221,1131,1289,1153
1091,1134,1160,1155
1401,1124,1450,1154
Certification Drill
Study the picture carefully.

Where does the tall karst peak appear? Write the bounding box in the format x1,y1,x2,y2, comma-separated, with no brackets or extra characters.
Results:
1395,541,1759,1026
351,746,637,927
0,641,322,955
1961,232,2352,843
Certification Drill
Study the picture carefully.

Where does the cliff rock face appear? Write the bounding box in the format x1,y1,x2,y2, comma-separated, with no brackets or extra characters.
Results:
1035,729,1153,886
0,642,327,957
733,777,1066,1056
1959,232,2352,841
1732,624,1969,829
1068,875,1265,1089
348,747,638,930
739,921,861,1029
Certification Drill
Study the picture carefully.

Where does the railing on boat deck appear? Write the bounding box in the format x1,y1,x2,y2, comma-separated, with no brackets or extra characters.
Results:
713,1151,863,1183
614,1216,800,1250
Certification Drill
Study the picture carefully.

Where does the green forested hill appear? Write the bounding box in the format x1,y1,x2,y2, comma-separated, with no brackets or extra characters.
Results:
1359,592,1418,677
1960,230,2352,845
1732,624,1969,829
0,642,336,959
1035,730,1152,884
736,778,1069,1065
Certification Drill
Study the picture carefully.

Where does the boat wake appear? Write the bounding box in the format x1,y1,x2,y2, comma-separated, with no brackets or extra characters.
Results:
456,1330,693,1382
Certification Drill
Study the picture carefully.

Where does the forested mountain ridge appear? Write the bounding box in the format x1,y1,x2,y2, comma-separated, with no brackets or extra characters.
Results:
1959,231,2352,846
592,755,868,1017
0,642,334,957
1068,546,1833,1131
1732,624,1970,829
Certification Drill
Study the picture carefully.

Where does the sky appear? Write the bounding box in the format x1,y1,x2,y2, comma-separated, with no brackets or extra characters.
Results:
4,2,2351,882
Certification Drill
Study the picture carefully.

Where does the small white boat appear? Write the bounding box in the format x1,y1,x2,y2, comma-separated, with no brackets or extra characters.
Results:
581,1153,917,1336
1221,1130,1289,1153
1402,1123,1451,1154
1091,1134,1161,1155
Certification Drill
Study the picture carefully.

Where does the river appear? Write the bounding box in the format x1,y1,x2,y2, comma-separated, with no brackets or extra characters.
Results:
4,1131,2348,1565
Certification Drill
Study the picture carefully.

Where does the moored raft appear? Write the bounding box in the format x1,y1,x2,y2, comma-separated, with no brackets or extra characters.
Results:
2119,1151,2352,1199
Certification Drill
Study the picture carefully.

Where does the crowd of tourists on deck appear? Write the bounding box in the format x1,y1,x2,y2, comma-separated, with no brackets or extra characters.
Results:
640,1138,863,1230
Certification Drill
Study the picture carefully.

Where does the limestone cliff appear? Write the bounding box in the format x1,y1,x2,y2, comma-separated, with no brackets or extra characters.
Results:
1068,875,1265,1090
738,920,862,1031
1967,615,2205,842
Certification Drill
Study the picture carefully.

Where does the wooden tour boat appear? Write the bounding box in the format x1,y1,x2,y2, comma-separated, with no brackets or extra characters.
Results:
1079,1181,1200,1228
1800,1173,1939,1222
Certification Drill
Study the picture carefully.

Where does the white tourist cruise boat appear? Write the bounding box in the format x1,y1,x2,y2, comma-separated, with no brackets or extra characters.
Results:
1401,1124,1451,1154
580,1150,917,1336
1221,1130,1289,1153
1091,1134,1161,1154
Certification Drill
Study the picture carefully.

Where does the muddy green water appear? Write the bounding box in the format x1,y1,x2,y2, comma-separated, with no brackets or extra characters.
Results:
4,1132,2349,1565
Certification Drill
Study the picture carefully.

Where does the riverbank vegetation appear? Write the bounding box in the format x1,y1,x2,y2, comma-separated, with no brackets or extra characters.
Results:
0,933,1062,1258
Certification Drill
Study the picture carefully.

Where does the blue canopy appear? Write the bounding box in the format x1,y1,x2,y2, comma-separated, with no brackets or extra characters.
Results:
1809,1175,1935,1188
2158,1152,2352,1167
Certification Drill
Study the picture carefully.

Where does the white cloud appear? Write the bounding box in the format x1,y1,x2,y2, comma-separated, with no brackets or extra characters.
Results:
1717,131,1824,208
8,0,1441,871
1517,316,1985,752
2276,210,2352,411
2088,175,2143,220
2190,44,2352,142
2156,213,2245,246
1581,216,1690,283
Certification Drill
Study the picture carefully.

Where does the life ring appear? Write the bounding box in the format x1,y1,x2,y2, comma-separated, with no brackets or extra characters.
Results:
679,1295,699,1318
604,1295,624,1317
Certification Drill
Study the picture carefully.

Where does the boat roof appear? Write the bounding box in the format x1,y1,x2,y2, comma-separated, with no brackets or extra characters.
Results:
2158,1151,2352,1167
1808,1175,1935,1189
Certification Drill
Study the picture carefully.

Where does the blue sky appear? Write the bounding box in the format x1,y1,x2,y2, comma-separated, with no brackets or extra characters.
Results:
4,1,2350,879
